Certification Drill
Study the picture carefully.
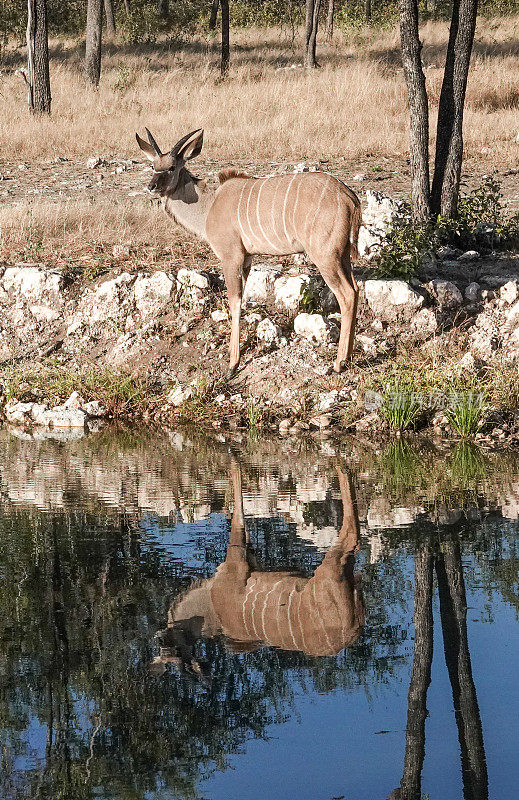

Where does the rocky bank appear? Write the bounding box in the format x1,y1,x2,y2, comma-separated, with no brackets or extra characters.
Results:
1,192,518,442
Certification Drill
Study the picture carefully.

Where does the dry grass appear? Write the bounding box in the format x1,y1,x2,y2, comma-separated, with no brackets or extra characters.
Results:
0,17,518,164
0,197,213,270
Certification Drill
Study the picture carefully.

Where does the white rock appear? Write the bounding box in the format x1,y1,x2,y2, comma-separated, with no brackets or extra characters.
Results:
134,271,175,317
243,263,281,305
29,304,61,322
64,391,85,409
410,308,437,337
364,280,423,320
166,384,193,407
256,318,281,346
176,268,210,290
274,275,310,311
294,313,335,344
112,243,131,258
363,190,405,227
358,224,383,259
465,282,481,303
83,400,106,417
458,352,477,374
86,156,103,169
427,279,463,309
317,390,339,412
500,281,519,305
2,266,63,302
505,299,519,330
353,173,366,182
211,309,227,322
458,250,480,262
5,400,87,428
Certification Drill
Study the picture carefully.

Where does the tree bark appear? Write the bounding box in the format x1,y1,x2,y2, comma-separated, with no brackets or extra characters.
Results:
436,539,488,800
325,0,335,40
27,0,51,115
220,0,229,75
398,0,431,223
85,0,103,87
398,546,434,800
158,0,169,18
431,0,479,218
305,0,322,69
209,0,220,30
123,0,130,16
104,0,116,37
365,0,372,21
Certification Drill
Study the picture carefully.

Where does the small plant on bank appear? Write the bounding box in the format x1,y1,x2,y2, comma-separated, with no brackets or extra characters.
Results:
374,176,519,280
246,394,263,432
448,390,488,437
381,382,421,431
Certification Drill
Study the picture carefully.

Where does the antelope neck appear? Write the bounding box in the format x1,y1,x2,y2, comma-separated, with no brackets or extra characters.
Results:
164,169,214,241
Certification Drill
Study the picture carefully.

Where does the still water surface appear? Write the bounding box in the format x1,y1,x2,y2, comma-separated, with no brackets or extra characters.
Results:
0,426,518,800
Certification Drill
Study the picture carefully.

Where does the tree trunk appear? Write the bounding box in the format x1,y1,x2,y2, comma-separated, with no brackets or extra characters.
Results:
431,0,478,218
305,0,322,69
436,540,488,800
104,0,116,37
209,0,220,30
123,0,130,15
398,0,431,222
220,0,229,75
85,0,103,87
365,0,372,21
27,0,51,115
326,0,335,40
158,0,169,18
398,546,434,800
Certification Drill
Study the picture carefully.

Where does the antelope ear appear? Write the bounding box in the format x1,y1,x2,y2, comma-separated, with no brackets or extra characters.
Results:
136,132,156,162
176,129,204,161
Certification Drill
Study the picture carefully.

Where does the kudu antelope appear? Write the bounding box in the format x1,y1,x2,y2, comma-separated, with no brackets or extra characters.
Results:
151,461,364,677
136,128,362,376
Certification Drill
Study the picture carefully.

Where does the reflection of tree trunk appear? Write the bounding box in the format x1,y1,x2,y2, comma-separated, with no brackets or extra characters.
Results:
399,546,434,800
436,539,488,800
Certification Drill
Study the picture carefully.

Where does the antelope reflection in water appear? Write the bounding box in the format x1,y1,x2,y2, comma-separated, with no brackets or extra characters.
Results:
152,461,364,675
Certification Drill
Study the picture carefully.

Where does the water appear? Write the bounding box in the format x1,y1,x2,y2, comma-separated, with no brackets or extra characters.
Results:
0,425,518,800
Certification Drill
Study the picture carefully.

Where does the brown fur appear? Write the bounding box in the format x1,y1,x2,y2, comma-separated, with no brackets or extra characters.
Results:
218,168,252,184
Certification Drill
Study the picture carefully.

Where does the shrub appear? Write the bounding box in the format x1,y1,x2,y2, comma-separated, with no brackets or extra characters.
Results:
381,381,421,431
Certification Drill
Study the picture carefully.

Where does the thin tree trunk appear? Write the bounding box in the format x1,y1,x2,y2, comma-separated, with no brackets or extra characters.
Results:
326,0,335,40
158,0,169,18
436,540,488,800
305,0,322,69
398,546,434,800
398,0,431,222
104,0,116,37
123,0,130,15
85,0,103,87
365,0,372,21
27,0,51,114
209,0,220,30
220,0,229,75
431,0,478,218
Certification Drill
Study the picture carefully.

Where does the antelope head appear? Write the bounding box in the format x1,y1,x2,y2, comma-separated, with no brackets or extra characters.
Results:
135,127,204,197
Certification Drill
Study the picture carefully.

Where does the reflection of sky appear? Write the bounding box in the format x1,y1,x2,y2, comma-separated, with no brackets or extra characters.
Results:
3,506,519,800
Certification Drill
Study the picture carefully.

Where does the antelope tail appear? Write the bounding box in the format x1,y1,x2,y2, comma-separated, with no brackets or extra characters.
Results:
349,202,362,263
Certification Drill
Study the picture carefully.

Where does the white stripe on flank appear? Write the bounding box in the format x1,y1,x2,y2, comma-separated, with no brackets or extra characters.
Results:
256,179,279,252
237,181,252,250
245,183,256,245
309,176,332,251
291,178,303,244
249,582,263,639
271,179,286,247
287,586,298,649
260,579,282,641
282,175,298,243
242,579,256,636
313,580,333,652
